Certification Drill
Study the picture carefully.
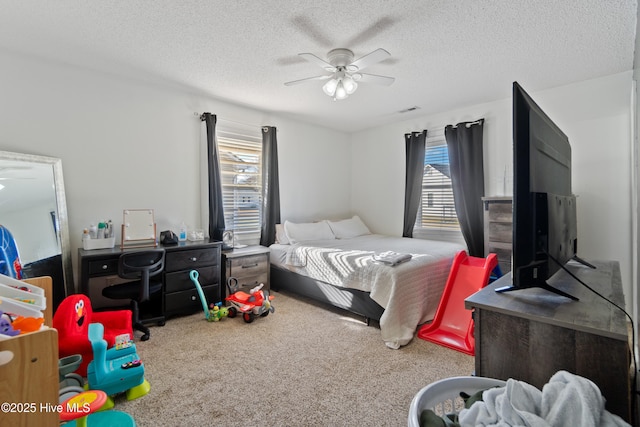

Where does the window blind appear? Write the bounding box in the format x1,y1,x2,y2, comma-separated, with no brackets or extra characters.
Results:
217,127,262,246
415,136,460,231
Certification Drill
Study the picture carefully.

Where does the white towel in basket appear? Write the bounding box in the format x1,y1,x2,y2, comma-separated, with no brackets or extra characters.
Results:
373,251,412,266
458,370,630,427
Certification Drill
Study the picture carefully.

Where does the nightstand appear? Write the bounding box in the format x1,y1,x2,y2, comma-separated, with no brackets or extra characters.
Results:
222,245,270,297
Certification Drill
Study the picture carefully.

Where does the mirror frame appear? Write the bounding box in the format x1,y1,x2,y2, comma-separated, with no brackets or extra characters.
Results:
0,150,74,296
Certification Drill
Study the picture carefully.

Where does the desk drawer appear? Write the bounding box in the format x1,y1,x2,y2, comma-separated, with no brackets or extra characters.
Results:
88,259,119,275
227,254,268,278
165,285,219,315
165,266,218,293
165,247,219,272
232,273,269,294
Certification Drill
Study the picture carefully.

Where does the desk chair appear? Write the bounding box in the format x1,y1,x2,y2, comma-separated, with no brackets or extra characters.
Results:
102,248,166,341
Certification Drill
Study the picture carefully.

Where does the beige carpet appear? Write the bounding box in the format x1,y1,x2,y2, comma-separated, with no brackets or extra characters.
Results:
114,290,474,426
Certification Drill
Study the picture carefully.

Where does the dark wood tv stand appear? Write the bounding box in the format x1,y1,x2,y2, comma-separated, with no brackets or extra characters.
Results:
465,260,630,422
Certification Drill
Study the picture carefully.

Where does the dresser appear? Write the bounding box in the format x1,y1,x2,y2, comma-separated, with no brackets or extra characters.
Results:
222,246,270,297
465,260,630,422
482,196,512,273
78,239,222,319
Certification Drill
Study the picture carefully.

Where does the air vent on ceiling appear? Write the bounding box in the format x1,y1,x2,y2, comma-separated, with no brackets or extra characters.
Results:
399,106,420,113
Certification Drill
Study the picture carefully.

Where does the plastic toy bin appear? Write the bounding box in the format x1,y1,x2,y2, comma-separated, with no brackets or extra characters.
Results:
407,376,506,427
0,273,46,315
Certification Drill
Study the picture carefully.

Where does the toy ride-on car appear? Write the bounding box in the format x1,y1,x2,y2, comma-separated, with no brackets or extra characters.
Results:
225,278,274,323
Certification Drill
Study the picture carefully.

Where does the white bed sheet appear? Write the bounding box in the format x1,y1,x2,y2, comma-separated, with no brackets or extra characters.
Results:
270,234,465,349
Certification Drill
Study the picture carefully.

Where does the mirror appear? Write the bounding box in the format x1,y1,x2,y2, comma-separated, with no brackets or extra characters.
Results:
0,150,73,309
121,209,157,249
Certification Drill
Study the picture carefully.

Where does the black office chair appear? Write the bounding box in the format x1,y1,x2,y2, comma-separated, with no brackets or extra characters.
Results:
102,248,166,341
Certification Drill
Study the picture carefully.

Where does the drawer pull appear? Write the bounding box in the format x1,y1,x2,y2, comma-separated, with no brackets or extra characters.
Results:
101,264,108,270
191,295,196,301
242,263,258,269
190,257,198,262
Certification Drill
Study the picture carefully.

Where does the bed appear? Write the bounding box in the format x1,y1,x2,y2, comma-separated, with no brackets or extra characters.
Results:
269,216,465,349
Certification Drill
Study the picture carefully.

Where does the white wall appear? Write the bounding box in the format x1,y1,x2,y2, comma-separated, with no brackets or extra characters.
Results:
351,72,635,310
0,49,350,288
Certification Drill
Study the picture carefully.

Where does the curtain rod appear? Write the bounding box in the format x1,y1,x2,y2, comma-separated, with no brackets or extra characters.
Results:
195,112,261,129
447,119,484,129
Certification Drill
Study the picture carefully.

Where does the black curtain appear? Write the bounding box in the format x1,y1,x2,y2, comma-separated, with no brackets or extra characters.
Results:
445,119,485,257
260,126,281,246
403,130,427,237
201,112,225,241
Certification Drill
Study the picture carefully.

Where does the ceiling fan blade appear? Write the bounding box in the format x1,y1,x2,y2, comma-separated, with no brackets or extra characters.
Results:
356,73,395,86
344,17,396,47
284,75,331,86
298,53,336,71
291,15,334,48
349,48,391,71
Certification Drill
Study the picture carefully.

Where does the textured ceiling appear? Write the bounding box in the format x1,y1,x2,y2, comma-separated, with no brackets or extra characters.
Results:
0,0,637,132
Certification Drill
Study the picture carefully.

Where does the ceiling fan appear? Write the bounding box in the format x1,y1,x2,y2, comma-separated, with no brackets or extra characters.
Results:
284,48,395,100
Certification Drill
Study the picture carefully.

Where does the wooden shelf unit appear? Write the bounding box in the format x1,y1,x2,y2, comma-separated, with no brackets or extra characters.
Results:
0,276,59,427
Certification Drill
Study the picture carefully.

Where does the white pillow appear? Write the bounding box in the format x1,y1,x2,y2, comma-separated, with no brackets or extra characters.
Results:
275,223,290,245
284,220,335,244
328,215,371,239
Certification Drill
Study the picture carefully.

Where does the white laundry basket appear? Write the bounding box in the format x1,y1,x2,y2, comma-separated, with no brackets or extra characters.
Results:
408,376,506,427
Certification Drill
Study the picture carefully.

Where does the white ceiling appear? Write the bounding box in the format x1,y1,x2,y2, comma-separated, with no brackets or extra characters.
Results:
0,0,637,133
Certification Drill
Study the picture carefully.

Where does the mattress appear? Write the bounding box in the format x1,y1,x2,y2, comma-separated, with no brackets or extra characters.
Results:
270,234,465,348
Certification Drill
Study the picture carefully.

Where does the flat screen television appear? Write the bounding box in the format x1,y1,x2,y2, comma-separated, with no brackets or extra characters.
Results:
495,82,593,300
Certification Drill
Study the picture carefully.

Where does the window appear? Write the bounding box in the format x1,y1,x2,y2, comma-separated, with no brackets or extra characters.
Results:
217,127,262,246
414,135,461,238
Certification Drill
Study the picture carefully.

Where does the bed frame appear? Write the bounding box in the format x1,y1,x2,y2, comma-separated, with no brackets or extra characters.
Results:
270,265,384,325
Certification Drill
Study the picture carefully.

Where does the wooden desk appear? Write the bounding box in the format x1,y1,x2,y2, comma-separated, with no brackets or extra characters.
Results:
78,240,222,318
465,260,630,422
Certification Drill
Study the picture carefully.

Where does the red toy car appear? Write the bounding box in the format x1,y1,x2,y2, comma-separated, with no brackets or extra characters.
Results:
225,279,274,323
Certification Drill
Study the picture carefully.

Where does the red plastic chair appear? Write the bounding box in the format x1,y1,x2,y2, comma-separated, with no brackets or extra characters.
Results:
53,294,133,376
417,250,498,355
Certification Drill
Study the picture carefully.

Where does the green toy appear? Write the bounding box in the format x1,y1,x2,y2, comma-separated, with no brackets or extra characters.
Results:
207,303,228,322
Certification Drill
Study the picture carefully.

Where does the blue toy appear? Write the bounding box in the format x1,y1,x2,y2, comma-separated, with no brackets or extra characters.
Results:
86,322,149,402
189,270,226,322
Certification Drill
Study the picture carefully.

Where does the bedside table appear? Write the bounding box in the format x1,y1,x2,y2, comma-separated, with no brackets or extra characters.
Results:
222,245,270,297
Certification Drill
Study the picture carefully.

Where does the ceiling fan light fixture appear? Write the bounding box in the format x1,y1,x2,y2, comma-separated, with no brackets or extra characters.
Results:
323,78,339,96
342,76,358,94
334,80,348,100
